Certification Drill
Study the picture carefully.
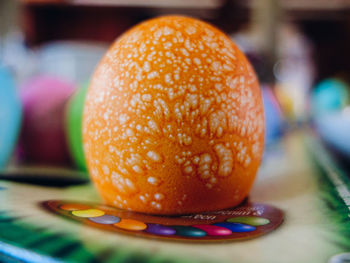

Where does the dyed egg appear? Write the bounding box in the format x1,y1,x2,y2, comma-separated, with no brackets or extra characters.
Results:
312,78,350,158
83,16,265,214
66,83,89,171
0,65,22,169
19,76,75,165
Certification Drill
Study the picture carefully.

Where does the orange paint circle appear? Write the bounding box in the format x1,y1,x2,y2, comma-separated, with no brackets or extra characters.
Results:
114,219,147,231
60,204,91,211
83,16,265,215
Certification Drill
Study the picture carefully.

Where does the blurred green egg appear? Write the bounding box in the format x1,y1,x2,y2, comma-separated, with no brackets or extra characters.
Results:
66,82,89,171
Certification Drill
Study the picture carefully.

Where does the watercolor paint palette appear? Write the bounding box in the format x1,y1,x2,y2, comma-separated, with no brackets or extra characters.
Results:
43,200,283,242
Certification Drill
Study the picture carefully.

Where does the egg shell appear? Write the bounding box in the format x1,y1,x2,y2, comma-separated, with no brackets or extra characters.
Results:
83,16,265,215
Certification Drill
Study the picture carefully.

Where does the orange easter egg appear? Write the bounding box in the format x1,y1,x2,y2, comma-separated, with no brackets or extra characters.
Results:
83,16,264,215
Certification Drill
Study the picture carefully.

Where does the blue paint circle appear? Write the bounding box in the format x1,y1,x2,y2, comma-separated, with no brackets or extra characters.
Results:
214,222,256,233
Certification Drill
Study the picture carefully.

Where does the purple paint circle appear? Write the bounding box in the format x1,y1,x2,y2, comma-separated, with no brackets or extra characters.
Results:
145,224,176,236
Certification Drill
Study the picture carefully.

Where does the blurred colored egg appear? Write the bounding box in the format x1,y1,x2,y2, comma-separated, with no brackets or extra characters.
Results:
0,65,22,168
262,85,285,144
314,111,350,158
65,83,88,171
311,78,349,116
19,75,75,165
312,78,350,158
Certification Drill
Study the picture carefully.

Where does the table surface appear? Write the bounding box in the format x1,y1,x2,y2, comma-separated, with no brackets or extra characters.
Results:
0,130,349,263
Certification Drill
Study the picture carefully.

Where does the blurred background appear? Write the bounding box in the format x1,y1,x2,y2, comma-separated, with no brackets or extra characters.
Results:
0,0,349,180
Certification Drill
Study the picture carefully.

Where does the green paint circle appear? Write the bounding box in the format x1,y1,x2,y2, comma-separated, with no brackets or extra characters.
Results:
66,83,89,171
226,216,270,226
172,226,207,237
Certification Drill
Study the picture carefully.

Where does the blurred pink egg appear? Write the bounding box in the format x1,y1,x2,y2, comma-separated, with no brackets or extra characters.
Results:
19,75,75,166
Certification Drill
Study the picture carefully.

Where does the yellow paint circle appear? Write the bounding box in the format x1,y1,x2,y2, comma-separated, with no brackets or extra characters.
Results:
72,209,105,218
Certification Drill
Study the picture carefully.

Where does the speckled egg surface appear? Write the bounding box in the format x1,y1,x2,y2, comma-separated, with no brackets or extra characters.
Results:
83,16,265,215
